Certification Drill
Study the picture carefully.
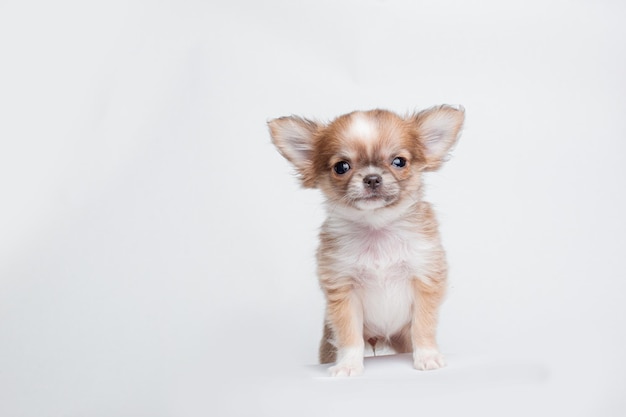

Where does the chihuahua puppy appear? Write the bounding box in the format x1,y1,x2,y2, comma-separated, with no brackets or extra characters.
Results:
268,105,464,376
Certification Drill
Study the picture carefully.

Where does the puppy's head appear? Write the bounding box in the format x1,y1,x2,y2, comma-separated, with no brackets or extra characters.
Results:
268,106,464,211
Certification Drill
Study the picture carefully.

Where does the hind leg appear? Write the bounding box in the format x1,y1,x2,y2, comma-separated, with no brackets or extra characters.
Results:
319,321,336,364
389,326,413,354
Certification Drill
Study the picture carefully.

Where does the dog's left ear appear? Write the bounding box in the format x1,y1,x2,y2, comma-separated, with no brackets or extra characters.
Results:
411,105,465,171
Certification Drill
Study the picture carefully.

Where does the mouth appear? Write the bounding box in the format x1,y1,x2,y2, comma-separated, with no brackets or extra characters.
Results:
356,195,385,202
352,193,397,209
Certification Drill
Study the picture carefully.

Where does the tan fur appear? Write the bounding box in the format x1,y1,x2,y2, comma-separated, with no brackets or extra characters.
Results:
411,278,447,349
268,105,464,376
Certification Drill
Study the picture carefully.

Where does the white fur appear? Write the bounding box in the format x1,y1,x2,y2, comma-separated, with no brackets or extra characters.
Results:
271,118,314,168
358,272,413,338
330,346,365,377
420,112,461,159
348,113,378,146
347,165,399,211
413,347,446,370
322,202,439,339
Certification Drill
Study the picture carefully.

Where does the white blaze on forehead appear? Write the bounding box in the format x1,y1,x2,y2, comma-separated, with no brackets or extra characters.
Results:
348,113,378,145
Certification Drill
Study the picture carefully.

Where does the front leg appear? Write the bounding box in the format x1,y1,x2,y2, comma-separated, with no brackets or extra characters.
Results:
324,285,364,377
411,278,446,371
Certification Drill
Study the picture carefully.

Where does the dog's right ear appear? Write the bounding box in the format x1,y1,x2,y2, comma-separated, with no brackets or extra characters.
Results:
268,116,321,188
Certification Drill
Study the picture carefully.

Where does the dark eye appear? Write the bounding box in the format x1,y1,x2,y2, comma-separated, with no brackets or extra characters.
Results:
333,161,351,175
392,157,407,168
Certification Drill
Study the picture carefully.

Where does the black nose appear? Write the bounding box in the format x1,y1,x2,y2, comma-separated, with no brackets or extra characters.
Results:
363,174,382,189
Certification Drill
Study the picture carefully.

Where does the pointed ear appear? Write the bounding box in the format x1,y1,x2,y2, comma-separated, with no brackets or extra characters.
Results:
412,105,465,171
267,116,321,187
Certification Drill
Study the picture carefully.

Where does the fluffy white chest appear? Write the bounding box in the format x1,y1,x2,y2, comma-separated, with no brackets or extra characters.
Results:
329,222,434,337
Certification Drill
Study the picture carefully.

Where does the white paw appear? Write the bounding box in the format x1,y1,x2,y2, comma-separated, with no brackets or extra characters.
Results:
328,362,364,377
413,348,446,371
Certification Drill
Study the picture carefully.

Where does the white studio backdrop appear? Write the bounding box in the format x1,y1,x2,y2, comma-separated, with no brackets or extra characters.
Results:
1,1,625,416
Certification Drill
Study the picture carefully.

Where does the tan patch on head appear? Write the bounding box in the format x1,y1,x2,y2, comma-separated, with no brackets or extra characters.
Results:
310,109,429,210
321,110,427,169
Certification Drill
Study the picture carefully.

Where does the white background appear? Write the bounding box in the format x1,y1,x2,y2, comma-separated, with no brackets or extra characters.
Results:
1,1,625,416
